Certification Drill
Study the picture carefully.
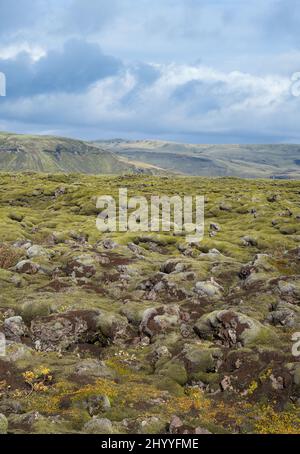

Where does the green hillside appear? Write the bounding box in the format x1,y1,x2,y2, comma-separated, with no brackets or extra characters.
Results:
0,133,165,175
97,140,300,179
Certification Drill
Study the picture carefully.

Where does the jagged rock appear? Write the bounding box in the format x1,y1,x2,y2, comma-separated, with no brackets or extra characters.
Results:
139,305,181,338
270,374,284,390
30,310,101,352
194,310,270,347
4,316,27,341
30,310,128,351
220,375,233,391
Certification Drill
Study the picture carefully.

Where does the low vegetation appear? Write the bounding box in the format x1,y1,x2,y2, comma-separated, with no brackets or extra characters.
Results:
0,172,299,434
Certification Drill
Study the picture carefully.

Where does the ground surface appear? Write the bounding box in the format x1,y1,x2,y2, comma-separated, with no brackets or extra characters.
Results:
0,173,300,434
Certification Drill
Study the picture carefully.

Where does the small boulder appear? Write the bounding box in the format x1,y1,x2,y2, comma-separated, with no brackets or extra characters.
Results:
194,310,269,347
15,260,40,275
76,394,111,416
210,223,221,232
83,417,113,434
27,245,47,259
74,359,115,380
4,316,27,342
139,305,181,339
194,278,223,299
101,239,117,250
160,260,186,274
30,310,101,352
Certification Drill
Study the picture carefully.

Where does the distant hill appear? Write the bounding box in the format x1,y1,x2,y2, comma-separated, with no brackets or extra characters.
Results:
95,139,300,179
1,133,300,178
0,133,165,175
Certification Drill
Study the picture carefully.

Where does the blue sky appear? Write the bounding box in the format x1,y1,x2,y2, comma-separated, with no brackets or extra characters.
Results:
0,0,300,143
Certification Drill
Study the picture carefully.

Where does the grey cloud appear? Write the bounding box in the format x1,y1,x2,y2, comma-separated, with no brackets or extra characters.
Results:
0,39,122,97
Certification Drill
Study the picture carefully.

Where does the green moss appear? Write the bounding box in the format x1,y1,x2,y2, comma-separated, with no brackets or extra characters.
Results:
157,360,188,386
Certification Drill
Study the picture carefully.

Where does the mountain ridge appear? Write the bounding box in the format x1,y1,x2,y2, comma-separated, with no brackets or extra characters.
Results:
0,132,300,178
95,139,300,179
0,132,166,175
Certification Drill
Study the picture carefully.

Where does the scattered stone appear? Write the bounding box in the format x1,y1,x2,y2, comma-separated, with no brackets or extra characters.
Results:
267,194,280,203
241,236,257,247
30,310,101,352
4,316,27,341
27,245,47,259
194,278,223,299
0,399,23,415
83,417,113,434
169,415,183,434
78,394,111,416
15,260,40,274
74,359,115,380
194,310,270,347
139,305,181,338
220,375,233,391
101,239,117,250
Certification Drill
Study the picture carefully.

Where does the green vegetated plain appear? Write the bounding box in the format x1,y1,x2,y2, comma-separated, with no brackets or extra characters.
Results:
0,171,300,434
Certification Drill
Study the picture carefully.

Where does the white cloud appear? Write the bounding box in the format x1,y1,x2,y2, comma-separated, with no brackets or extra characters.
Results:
0,43,46,61
0,62,296,142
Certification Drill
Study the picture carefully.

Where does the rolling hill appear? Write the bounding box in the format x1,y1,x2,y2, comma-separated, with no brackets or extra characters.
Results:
0,133,165,175
1,132,300,178
96,139,300,179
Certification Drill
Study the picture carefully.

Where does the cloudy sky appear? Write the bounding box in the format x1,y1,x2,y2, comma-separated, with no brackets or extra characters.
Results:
0,0,300,143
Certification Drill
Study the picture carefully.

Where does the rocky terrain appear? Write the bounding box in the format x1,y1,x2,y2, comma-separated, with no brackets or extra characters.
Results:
0,173,300,434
